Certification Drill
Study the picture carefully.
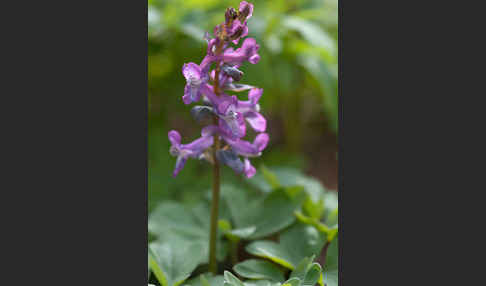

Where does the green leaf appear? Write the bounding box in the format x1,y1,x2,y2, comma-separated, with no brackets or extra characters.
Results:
250,167,326,205
295,211,337,242
323,192,338,227
290,257,322,286
234,259,285,282
224,271,245,286
282,16,336,60
221,185,305,240
246,223,326,269
184,274,224,286
149,241,205,286
282,278,301,286
244,280,282,286
148,201,227,262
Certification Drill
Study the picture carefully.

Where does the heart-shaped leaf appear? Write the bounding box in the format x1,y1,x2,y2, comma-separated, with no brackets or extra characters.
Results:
246,223,326,269
234,259,285,282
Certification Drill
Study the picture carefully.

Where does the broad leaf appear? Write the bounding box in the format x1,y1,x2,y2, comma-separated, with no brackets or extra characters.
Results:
224,271,245,286
246,223,326,269
234,259,285,282
149,241,205,286
148,201,227,262
221,185,305,240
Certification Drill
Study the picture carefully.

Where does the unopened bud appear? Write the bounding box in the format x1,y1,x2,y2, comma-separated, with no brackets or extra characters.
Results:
225,7,238,24
190,106,214,125
216,149,244,173
238,5,250,21
221,64,244,81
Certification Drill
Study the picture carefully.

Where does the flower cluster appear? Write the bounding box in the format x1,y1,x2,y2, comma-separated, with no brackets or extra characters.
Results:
169,1,268,178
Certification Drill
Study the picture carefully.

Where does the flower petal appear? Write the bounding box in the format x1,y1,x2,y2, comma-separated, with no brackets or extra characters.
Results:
201,125,220,137
225,137,259,157
218,111,246,139
173,156,188,177
244,158,256,178
182,62,201,81
183,136,214,155
248,88,263,104
245,111,266,132
254,133,269,152
168,130,181,146
183,84,201,104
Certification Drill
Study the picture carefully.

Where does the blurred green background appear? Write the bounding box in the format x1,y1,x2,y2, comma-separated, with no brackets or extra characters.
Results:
148,0,338,210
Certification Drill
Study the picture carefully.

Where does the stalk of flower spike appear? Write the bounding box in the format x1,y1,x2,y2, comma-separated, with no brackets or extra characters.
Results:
208,27,226,275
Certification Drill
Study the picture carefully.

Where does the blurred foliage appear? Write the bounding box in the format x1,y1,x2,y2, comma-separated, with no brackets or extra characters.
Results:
148,0,338,210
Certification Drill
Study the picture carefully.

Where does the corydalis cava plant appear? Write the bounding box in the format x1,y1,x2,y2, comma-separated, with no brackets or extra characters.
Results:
168,1,268,179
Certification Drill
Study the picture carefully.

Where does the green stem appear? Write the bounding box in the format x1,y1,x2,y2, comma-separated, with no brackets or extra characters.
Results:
209,119,221,274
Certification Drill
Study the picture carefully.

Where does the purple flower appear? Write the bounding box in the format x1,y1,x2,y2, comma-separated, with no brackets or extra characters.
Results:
216,95,246,139
226,19,248,45
236,88,266,132
223,133,268,178
222,38,260,65
182,63,209,104
224,132,269,158
168,130,214,177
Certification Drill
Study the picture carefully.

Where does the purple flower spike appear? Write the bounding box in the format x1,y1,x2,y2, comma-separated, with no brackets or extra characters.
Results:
168,130,214,176
222,38,260,65
171,2,268,178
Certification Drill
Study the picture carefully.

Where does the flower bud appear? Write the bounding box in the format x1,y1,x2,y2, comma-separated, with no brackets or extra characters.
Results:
190,105,214,125
216,149,244,173
221,64,244,81
225,7,238,24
